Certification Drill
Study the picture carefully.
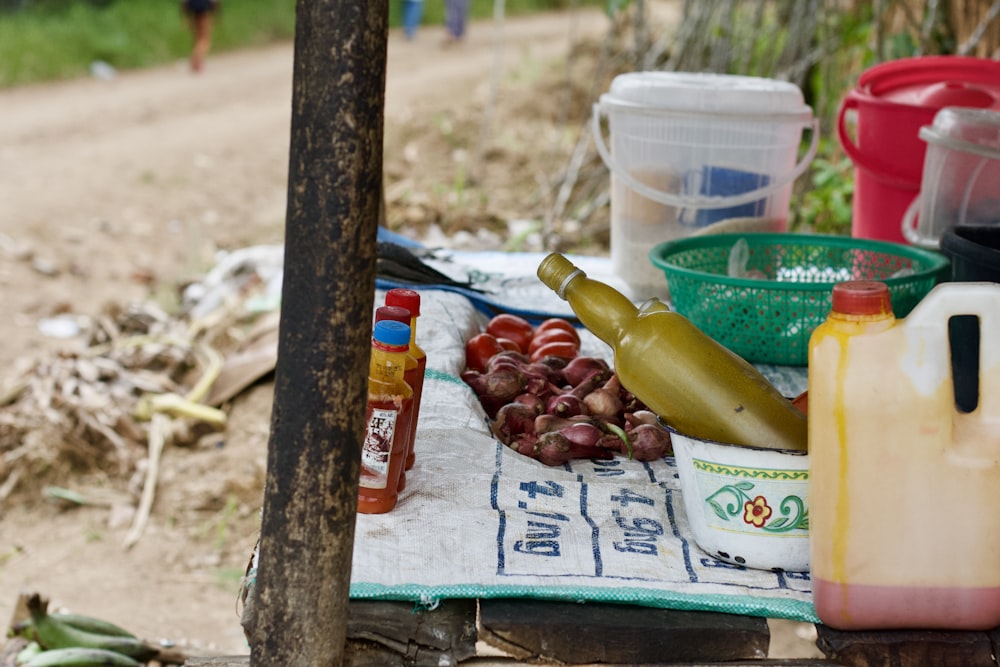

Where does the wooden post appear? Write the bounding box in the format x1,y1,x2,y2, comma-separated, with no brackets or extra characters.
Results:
246,1,387,665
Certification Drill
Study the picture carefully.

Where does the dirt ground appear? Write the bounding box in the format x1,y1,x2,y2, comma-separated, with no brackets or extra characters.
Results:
0,7,822,661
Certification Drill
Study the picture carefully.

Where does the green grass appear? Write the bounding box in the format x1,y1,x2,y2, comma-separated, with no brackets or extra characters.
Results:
0,0,595,89
0,0,296,87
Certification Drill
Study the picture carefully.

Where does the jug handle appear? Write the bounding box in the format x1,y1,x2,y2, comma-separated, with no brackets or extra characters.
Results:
900,195,929,247
836,92,919,191
906,283,1000,417
590,103,819,210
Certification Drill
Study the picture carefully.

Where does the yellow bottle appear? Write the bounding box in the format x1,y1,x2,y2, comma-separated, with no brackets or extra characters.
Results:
385,288,427,472
536,253,807,451
358,320,413,515
809,280,1000,630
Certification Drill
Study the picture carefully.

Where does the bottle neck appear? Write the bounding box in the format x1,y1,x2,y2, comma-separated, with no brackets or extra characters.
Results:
408,316,418,346
561,272,638,345
826,309,897,336
371,346,408,385
829,310,894,323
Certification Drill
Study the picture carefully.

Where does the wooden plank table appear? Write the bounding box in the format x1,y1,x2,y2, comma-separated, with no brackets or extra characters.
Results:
197,597,998,666
200,597,810,666
4,602,995,666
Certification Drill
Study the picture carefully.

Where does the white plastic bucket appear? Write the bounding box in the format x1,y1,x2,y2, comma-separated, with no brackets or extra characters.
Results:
592,72,818,298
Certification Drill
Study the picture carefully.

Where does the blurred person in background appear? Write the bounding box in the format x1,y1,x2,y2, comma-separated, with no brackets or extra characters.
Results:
402,0,423,40
443,0,468,45
181,0,220,72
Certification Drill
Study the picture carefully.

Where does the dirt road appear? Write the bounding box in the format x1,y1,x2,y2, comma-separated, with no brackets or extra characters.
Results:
0,9,615,371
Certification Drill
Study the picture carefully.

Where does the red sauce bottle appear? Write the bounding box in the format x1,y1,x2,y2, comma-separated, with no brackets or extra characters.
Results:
357,320,413,514
374,305,413,492
384,289,427,471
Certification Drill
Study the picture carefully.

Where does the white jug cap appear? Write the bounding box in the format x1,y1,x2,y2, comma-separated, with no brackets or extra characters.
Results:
600,71,813,121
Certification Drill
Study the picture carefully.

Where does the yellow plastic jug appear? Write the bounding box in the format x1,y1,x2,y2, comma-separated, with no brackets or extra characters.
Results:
808,280,1000,630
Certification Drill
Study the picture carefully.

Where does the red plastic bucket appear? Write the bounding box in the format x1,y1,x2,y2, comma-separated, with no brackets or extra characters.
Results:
837,56,1000,244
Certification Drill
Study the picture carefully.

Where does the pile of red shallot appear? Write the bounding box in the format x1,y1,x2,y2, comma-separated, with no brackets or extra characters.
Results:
462,314,672,466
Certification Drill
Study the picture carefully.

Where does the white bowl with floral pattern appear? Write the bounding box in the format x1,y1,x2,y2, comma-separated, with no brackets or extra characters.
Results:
666,424,810,572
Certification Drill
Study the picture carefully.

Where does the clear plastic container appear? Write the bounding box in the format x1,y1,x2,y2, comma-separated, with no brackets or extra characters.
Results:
591,71,817,298
902,107,1000,249
809,280,1000,630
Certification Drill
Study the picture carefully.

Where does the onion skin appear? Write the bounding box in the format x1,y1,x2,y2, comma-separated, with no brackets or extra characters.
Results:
533,355,571,372
625,410,658,428
582,387,623,422
546,393,586,418
567,368,613,399
524,361,566,386
534,431,614,466
561,356,611,387
487,353,565,387
513,392,545,415
627,424,673,461
481,353,563,400
463,367,526,401
511,433,538,457
463,367,527,419
559,422,604,448
597,433,627,453
523,374,561,401
534,413,601,435
486,355,523,373
488,349,530,366
493,402,540,445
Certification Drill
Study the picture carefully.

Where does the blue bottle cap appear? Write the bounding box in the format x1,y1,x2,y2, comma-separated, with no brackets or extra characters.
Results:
373,320,411,347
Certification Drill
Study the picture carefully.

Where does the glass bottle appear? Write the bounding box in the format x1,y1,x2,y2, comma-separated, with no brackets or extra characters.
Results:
358,320,413,514
638,297,671,315
536,253,808,451
384,288,427,471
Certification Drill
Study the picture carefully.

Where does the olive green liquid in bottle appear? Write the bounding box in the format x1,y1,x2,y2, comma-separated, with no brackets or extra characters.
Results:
537,253,807,451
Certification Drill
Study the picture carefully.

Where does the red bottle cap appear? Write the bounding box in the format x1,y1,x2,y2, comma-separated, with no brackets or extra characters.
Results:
831,281,893,316
386,288,421,318
375,305,410,324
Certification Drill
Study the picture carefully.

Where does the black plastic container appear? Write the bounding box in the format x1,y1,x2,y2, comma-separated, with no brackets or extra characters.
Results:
939,225,1000,412
940,225,1000,282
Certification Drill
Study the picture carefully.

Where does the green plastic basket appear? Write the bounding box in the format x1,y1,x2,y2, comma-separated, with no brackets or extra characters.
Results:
648,233,950,366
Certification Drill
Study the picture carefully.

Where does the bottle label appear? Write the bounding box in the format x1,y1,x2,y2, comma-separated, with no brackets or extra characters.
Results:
360,406,398,490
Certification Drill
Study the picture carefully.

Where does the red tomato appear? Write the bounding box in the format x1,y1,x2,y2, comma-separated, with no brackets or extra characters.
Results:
528,328,580,355
529,340,580,363
496,337,522,353
465,333,504,373
535,317,580,343
486,314,535,354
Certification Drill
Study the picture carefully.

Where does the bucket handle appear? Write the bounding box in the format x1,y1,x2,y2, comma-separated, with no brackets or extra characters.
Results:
837,92,919,190
905,283,1000,418
590,103,819,210
901,152,995,249
900,195,935,248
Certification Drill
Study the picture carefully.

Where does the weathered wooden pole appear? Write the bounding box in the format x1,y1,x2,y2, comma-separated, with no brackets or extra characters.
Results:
248,1,387,665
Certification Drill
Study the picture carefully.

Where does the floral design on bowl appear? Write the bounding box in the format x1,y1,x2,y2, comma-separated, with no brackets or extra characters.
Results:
667,424,810,572
701,460,809,534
